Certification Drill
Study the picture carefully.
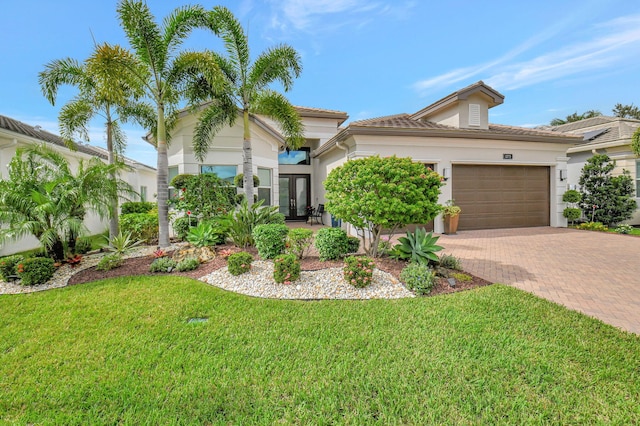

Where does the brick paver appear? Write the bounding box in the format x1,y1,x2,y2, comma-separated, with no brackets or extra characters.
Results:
438,227,640,334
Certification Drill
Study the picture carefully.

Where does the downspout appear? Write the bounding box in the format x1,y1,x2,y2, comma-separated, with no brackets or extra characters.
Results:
0,139,18,149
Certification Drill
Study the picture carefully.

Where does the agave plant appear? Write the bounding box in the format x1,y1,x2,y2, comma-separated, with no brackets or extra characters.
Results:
186,222,222,248
104,230,143,256
392,227,443,265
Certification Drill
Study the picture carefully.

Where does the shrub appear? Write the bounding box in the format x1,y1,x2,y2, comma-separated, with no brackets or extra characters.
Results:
451,272,472,283
343,255,376,288
219,199,285,247
0,255,24,280
121,201,155,215
315,227,349,261
96,253,124,271
150,257,177,273
286,228,314,259
171,174,235,220
187,222,223,247
563,207,582,224
18,257,55,286
228,252,253,276
74,237,92,255
439,253,462,270
577,222,609,232
170,173,192,190
176,257,200,272
104,231,143,255
392,227,443,265
273,254,301,284
120,213,159,243
400,263,436,295
562,189,582,204
346,236,360,253
234,173,260,188
614,224,634,234
253,224,289,259
173,216,198,241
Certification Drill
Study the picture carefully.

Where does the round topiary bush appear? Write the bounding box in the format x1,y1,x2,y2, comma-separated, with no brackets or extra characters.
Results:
315,227,348,261
253,224,289,259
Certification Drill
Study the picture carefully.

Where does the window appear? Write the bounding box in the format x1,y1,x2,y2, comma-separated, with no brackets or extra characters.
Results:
257,168,272,205
168,166,178,199
278,148,310,165
201,165,237,183
140,186,147,202
636,161,640,196
423,163,436,171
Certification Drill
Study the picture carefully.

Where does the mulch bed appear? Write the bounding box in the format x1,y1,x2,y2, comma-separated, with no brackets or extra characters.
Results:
67,245,492,297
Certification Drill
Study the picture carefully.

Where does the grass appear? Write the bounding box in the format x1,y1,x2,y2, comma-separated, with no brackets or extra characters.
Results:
1,278,639,424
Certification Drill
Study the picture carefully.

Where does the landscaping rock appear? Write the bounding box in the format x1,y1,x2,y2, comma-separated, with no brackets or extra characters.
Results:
172,246,216,264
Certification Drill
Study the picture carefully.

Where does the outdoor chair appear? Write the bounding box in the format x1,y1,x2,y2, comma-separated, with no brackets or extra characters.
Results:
308,204,325,225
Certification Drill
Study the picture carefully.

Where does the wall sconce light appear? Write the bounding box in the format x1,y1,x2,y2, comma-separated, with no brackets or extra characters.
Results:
559,169,566,181
442,168,449,181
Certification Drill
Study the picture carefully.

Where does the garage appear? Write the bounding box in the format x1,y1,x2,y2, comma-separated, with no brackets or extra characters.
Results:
452,165,550,230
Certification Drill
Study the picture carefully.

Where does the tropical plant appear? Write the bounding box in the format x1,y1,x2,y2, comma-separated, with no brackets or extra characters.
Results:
550,110,602,126
0,145,130,261
227,252,253,276
74,237,93,255
186,222,222,247
286,228,314,260
119,213,159,243
170,174,235,220
343,256,376,288
114,0,228,247
442,200,461,217
314,228,349,261
176,257,200,272
392,228,443,266
324,156,443,257
273,254,301,284
39,42,152,240
103,230,143,256
399,263,436,295
219,199,285,247
121,201,155,215
18,257,56,286
190,6,305,206
578,154,637,225
173,216,198,241
612,103,640,119
439,253,462,271
150,257,177,273
96,253,124,271
253,224,289,259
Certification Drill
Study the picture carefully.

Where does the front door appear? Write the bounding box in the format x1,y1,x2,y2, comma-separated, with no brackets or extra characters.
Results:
279,174,310,220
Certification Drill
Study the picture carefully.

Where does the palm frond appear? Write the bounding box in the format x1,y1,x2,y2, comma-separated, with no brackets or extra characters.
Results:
252,90,305,150
117,0,164,73
209,6,249,79
162,4,209,56
38,57,90,104
192,98,238,162
249,44,302,92
58,98,94,145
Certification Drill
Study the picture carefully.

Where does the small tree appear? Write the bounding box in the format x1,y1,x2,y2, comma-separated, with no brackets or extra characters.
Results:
324,156,443,257
562,190,582,225
578,154,637,225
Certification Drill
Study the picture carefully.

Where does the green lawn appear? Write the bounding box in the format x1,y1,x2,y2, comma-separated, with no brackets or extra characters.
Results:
1,278,638,424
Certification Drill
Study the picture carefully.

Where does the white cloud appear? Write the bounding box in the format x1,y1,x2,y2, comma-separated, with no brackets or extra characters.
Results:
413,13,640,94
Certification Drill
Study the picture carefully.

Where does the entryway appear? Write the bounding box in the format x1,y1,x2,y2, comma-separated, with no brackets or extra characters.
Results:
279,174,310,221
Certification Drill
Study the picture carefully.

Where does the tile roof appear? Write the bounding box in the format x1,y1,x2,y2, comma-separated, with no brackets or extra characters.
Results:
0,114,155,170
550,115,640,145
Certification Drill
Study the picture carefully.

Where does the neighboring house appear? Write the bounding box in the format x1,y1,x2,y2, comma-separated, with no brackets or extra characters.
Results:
548,116,640,224
168,81,582,233
0,114,157,256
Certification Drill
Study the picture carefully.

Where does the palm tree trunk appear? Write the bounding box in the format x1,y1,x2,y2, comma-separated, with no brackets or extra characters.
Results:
106,121,119,240
157,103,170,247
242,109,254,207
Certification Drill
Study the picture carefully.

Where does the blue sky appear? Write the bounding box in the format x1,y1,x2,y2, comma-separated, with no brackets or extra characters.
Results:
2,0,640,167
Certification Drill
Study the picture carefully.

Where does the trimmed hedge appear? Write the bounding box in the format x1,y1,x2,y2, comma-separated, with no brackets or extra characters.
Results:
253,224,289,259
18,257,55,286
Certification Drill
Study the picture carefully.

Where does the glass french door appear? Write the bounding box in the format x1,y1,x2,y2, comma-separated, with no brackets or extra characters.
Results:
279,174,310,220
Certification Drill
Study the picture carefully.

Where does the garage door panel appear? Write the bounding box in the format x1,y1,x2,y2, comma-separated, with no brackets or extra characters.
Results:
453,165,550,230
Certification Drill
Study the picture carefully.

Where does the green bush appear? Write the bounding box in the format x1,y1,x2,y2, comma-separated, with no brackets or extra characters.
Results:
176,257,200,272
219,200,285,247
451,272,472,283
234,173,260,188
74,237,92,255
173,216,198,241
343,255,376,288
562,189,582,204
439,253,462,271
120,213,159,243
563,207,582,223
187,222,224,247
273,254,301,284
392,227,443,266
315,227,349,261
253,224,289,259
346,236,360,253
400,263,436,295
0,255,24,280
96,253,124,271
228,252,253,276
614,224,634,234
170,173,193,190
150,257,177,273
171,174,236,220
286,228,314,259
18,257,55,286
121,201,155,215
577,222,608,232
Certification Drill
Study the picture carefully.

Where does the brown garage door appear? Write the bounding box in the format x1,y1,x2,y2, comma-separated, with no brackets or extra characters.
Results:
452,165,550,230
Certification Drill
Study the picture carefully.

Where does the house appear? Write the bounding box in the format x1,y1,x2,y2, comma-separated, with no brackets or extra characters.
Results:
167,81,582,233
548,116,640,224
0,114,157,256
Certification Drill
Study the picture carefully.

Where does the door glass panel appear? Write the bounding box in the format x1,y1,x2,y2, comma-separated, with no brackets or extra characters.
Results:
295,177,308,217
279,177,290,216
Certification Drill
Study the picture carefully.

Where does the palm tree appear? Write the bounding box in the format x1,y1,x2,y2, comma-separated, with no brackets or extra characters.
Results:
114,0,227,247
0,145,132,261
39,43,154,240
191,6,305,206
550,110,602,126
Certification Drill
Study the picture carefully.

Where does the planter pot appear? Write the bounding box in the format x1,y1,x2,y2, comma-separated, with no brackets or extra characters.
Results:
444,214,459,235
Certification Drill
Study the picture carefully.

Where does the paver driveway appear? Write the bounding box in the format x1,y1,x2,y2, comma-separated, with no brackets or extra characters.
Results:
437,227,640,334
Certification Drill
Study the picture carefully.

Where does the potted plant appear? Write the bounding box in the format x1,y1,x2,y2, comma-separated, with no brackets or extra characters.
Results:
442,200,461,234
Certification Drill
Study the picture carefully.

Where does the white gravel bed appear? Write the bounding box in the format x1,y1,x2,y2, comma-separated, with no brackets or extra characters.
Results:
201,260,415,300
0,243,187,295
